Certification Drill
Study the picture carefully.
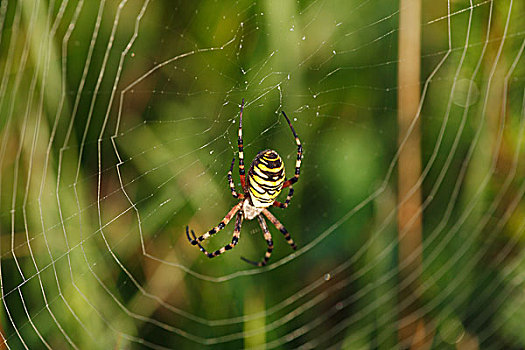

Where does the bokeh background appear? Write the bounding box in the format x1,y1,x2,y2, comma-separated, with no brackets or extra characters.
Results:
0,0,524,348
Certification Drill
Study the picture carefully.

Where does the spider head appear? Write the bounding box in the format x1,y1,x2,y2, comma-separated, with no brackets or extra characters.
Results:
247,150,285,208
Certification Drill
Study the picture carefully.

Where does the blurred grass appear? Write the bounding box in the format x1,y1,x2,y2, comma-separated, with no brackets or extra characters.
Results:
0,0,523,349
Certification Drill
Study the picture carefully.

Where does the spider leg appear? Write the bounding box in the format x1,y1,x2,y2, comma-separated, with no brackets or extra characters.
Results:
190,212,243,258
272,185,294,208
263,208,297,250
281,111,302,189
186,202,242,244
238,99,247,191
241,214,274,266
228,157,244,199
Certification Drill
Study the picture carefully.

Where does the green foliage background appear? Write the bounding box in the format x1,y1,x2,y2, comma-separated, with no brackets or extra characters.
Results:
0,0,524,348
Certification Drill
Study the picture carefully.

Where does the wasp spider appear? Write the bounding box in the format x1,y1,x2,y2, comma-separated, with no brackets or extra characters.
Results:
186,99,303,266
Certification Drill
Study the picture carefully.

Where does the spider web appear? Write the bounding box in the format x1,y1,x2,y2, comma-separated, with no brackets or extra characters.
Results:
0,0,524,348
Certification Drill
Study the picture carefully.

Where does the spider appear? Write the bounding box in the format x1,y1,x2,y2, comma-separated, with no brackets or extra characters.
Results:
186,99,303,266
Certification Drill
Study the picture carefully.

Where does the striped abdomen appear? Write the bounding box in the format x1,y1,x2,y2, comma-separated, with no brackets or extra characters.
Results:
248,150,285,208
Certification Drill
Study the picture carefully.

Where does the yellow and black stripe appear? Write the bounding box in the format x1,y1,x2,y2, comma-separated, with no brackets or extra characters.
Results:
247,149,285,208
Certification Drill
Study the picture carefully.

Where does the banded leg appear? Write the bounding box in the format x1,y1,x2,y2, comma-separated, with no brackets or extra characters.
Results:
241,215,274,266
273,185,294,208
238,99,246,190
263,209,297,250
281,111,303,189
186,202,242,244
190,212,243,258
228,157,243,199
